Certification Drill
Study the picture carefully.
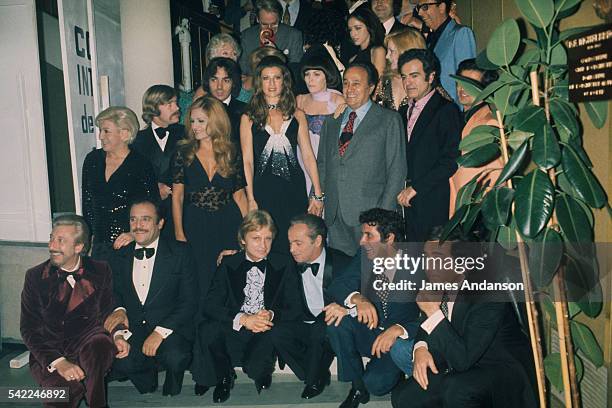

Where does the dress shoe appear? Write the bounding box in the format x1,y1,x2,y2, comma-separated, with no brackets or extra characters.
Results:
301,373,331,399
254,374,272,394
213,372,236,403
194,383,210,396
339,387,370,408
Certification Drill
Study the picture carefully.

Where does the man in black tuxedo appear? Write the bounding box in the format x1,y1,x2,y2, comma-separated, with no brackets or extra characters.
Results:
396,49,461,242
391,237,537,407
191,210,303,403
270,213,351,399
202,57,246,145
104,199,197,396
131,85,185,241
326,208,420,408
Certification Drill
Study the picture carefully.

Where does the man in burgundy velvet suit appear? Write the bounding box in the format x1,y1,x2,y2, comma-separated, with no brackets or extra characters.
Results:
20,214,128,408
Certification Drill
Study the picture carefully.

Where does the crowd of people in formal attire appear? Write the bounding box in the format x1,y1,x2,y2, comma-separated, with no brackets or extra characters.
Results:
20,1,539,407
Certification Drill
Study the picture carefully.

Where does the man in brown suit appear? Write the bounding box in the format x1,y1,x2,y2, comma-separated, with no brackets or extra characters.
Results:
20,214,128,408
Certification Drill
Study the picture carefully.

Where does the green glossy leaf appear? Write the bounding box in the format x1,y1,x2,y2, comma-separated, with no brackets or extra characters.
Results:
555,0,581,12
487,19,521,66
457,144,500,168
517,48,541,68
476,49,499,70
570,321,604,367
558,26,592,42
514,169,555,238
473,80,507,105
568,302,581,318
511,105,547,135
461,203,481,235
541,295,556,318
481,187,515,229
455,174,480,210
440,205,468,243
496,139,529,186
567,136,593,167
459,131,497,153
450,74,482,98
506,130,533,150
550,42,568,66
544,353,563,391
555,194,593,244
533,123,561,169
561,144,607,208
582,100,608,129
497,224,518,250
565,255,602,317
550,98,579,140
472,125,500,135
515,0,554,27
528,228,562,289
552,79,569,100
493,85,520,117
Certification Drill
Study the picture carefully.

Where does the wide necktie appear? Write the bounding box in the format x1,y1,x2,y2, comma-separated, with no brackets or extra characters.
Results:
298,262,320,276
154,127,168,139
338,111,357,156
377,272,390,321
440,291,449,319
244,259,267,272
134,247,155,260
406,101,416,142
282,2,291,24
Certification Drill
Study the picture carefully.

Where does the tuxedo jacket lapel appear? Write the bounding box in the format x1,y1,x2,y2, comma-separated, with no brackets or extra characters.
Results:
408,93,442,148
264,260,282,308
121,243,142,305
342,104,379,159
144,240,171,305
229,254,248,307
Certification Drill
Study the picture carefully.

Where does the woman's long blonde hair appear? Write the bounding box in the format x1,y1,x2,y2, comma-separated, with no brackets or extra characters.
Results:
384,27,426,77
180,96,237,178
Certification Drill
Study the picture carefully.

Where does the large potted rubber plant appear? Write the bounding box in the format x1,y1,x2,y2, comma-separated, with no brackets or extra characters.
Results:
446,0,608,406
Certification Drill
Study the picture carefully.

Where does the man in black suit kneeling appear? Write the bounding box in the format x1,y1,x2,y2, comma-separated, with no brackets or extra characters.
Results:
191,210,302,403
104,199,197,396
271,214,351,399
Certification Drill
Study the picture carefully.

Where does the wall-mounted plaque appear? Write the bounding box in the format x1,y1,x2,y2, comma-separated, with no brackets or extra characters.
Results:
566,23,612,103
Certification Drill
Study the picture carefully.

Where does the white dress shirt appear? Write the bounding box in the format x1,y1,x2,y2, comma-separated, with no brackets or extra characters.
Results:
151,122,169,152
114,238,173,341
302,248,326,321
278,0,300,26
383,17,395,35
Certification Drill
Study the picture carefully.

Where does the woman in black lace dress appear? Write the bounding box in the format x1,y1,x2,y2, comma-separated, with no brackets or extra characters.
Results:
172,96,248,295
240,56,324,254
82,106,159,260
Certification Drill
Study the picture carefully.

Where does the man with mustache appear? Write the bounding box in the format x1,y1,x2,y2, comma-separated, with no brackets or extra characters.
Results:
104,199,197,396
130,85,185,242
21,214,124,408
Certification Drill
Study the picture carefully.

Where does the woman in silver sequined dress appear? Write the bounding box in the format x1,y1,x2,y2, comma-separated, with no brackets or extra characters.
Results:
240,56,324,254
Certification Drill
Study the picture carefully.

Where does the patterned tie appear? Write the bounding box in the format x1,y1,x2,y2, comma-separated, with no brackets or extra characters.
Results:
338,111,357,156
406,101,416,142
282,2,291,24
377,272,390,321
440,291,449,319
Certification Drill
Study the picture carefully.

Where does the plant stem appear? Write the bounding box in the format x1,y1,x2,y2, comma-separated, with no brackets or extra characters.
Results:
495,110,547,408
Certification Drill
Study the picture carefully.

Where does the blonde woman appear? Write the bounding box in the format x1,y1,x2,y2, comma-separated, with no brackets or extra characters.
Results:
375,27,426,110
172,96,248,296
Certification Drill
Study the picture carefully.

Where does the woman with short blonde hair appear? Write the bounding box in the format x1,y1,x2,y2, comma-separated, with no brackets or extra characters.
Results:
82,106,159,260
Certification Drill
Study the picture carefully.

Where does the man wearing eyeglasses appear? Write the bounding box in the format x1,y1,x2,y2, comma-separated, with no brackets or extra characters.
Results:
239,0,304,75
416,0,475,104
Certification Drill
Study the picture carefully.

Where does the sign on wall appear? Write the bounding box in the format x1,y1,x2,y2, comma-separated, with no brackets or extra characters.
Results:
58,0,97,213
567,23,612,103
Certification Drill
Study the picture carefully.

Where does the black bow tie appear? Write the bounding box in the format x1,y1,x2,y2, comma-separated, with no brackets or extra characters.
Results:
244,259,267,272
58,269,83,282
298,262,320,276
154,127,168,139
134,247,155,260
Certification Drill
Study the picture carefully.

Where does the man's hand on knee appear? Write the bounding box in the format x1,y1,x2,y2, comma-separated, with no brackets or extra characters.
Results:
114,336,130,359
142,331,164,357
104,309,129,332
55,359,86,382
413,347,438,390
323,302,349,326
371,325,403,358
352,294,378,329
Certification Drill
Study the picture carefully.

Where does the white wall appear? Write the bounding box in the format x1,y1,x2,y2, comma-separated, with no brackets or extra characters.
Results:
120,0,174,126
0,0,52,242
